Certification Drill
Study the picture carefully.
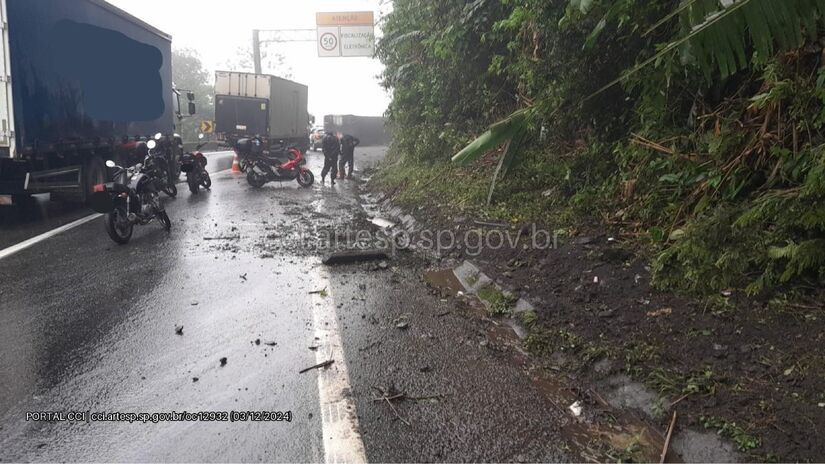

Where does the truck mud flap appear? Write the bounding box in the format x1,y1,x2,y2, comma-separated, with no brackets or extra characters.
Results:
24,165,82,194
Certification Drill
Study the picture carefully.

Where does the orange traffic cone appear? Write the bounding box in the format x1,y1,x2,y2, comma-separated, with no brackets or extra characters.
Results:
231,153,242,173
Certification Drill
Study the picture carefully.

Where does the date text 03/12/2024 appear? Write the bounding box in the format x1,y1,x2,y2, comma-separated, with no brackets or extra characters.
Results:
25,411,294,423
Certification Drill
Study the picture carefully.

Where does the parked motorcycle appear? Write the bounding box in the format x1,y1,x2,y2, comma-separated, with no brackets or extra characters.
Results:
180,135,212,194
89,154,172,245
235,137,314,188
148,133,179,197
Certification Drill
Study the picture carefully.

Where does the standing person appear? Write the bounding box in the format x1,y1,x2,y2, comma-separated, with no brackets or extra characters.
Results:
321,131,341,185
338,134,360,180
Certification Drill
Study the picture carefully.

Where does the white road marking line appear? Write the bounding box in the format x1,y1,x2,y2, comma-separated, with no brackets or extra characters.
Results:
311,270,368,464
0,213,102,261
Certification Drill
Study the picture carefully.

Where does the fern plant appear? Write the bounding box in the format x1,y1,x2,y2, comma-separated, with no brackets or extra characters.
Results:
453,0,825,197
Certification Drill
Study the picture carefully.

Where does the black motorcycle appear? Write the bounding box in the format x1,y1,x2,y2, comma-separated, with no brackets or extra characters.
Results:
89,156,172,244
180,136,212,194
148,133,179,197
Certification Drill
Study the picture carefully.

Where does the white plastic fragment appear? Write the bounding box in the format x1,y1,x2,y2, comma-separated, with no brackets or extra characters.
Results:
568,401,583,417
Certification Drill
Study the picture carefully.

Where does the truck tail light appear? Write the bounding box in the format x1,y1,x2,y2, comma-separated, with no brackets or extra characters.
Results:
93,184,106,193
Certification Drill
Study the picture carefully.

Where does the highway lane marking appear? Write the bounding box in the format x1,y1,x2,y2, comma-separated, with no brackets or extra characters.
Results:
0,213,103,261
0,165,237,262
310,270,368,464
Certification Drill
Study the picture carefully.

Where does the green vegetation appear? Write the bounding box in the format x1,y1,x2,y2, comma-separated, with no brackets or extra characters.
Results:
477,285,517,316
700,416,762,451
524,327,609,368
375,0,825,297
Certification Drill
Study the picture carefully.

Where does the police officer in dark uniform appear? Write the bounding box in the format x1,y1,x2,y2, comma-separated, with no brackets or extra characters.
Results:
321,132,340,185
338,134,360,180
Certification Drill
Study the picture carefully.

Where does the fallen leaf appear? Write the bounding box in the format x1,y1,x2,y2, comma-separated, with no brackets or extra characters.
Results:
646,307,673,317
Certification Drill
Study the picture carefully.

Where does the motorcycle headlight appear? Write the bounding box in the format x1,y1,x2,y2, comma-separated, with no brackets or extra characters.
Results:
147,140,157,150
154,132,163,141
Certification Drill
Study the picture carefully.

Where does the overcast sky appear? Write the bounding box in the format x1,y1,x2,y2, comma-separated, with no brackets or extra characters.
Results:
107,0,392,120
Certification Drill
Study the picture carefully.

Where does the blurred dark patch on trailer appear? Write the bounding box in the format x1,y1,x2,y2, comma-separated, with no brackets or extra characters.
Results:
324,114,390,146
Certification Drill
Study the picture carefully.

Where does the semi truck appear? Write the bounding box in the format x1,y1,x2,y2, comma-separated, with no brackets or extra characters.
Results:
324,114,390,146
0,0,194,206
214,71,310,151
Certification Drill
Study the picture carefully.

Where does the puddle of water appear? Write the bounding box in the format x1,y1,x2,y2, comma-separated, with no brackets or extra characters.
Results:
424,269,465,296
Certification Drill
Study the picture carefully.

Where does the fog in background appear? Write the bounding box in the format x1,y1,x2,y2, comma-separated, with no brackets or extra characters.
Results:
107,0,392,120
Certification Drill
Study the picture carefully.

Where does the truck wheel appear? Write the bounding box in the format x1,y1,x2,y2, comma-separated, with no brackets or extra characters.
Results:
11,194,34,208
73,156,106,204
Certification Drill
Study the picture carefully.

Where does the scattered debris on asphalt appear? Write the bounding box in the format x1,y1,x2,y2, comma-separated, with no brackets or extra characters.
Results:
299,359,334,374
240,273,247,281
308,288,328,297
192,377,199,382
394,316,410,330
568,401,583,417
264,341,277,347
254,339,261,346
308,345,319,351
174,325,183,336
371,385,446,427
219,357,228,367
190,301,199,306
203,235,240,241
372,385,411,427
322,249,390,265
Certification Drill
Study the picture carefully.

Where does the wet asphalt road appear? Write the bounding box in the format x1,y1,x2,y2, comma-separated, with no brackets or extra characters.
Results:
0,147,571,462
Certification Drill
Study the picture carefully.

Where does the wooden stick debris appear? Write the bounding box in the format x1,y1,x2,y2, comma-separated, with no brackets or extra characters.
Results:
668,393,691,409
660,411,677,464
383,396,411,427
299,359,334,374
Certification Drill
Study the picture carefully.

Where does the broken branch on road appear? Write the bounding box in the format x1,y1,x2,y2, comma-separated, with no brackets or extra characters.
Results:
299,359,334,374
322,249,390,265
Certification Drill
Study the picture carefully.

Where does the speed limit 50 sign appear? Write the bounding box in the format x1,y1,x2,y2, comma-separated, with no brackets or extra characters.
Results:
316,11,375,58
317,26,340,57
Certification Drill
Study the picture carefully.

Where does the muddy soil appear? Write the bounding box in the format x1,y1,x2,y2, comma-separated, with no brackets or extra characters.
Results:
368,186,825,462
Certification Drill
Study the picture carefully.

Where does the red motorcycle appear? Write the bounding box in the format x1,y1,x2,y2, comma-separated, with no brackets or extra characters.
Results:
235,137,314,188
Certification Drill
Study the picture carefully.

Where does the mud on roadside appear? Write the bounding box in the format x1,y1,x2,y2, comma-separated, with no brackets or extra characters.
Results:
364,180,825,462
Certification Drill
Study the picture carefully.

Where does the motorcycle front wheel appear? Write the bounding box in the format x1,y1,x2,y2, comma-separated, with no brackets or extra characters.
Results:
297,169,314,188
105,207,133,245
158,211,172,232
188,175,200,194
163,182,178,198
247,170,267,188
